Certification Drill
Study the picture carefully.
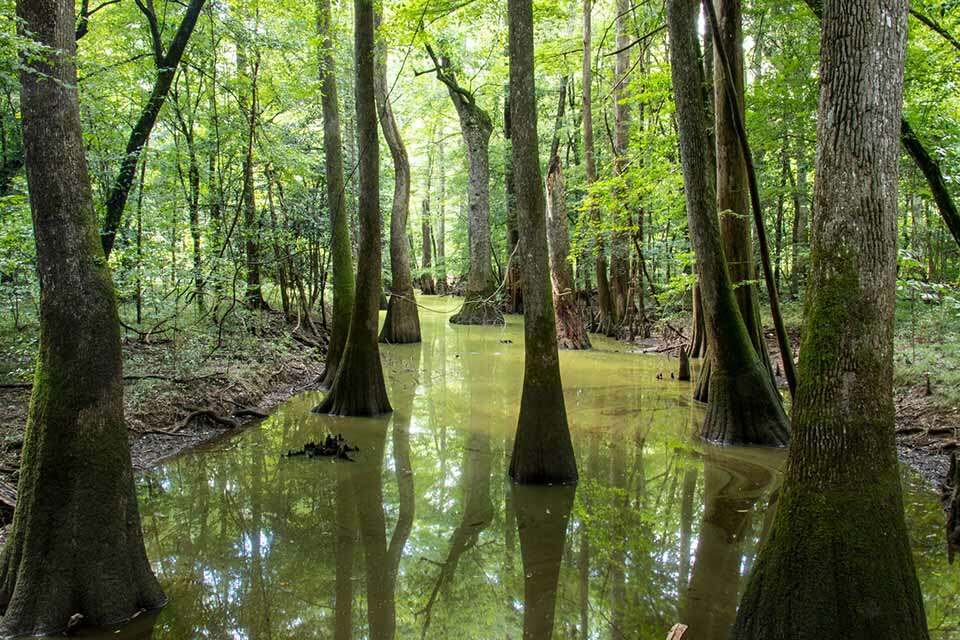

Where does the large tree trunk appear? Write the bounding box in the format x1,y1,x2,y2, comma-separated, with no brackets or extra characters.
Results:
426,47,503,325
731,0,929,635
317,0,354,389
507,0,578,484
0,0,165,633
315,0,391,416
375,28,421,344
546,78,591,350
694,0,773,400
582,0,613,334
667,0,789,446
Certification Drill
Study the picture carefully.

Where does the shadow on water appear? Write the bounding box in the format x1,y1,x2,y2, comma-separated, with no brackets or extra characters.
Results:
60,296,960,639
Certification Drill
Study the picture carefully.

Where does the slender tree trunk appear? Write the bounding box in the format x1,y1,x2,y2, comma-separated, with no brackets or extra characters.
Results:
667,0,789,446
315,0,391,417
608,0,632,335
582,0,612,333
99,0,206,258
732,0,928,634
547,78,591,350
317,0,354,389
508,0,578,484
375,25,421,344
238,30,267,310
420,201,436,294
265,169,290,319
0,0,165,633
426,47,503,325
436,140,447,294
504,87,523,314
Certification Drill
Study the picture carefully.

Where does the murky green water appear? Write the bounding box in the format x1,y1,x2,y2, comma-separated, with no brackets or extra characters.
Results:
70,297,958,639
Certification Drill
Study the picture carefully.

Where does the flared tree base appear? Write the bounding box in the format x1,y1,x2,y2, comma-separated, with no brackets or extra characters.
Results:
509,382,578,484
314,342,392,417
450,294,504,326
732,473,929,640
379,291,422,344
699,357,789,446
555,297,591,350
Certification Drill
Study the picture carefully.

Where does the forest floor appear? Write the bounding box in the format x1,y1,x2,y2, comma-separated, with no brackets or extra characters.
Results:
639,306,959,492
0,309,327,535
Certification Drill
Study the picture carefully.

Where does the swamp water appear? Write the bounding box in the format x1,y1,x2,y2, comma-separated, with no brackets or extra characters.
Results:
72,297,958,639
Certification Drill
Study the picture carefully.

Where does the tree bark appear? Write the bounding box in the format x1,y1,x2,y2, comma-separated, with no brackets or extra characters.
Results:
546,78,591,350
508,0,578,484
504,87,523,314
608,0,632,335
426,47,503,325
732,0,929,634
0,0,165,633
317,0,354,389
375,26,421,344
667,0,789,446
315,0,391,416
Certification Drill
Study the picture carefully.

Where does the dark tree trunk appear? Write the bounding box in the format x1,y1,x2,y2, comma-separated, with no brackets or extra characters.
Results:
426,47,503,325
315,0,391,417
0,0,165,633
100,0,206,258
375,27,421,344
582,0,613,334
317,0,354,389
667,0,789,446
732,0,928,635
507,0,578,484
421,202,437,295
237,34,267,310
514,485,576,640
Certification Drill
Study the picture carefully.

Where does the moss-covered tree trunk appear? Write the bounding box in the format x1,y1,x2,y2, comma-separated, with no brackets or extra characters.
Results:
426,47,503,325
582,0,613,334
667,0,788,446
317,0,354,389
507,0,578,484
315,0,391,417
0,0,166,634
731,0,929,635
374,27,421,344
694,0,773,399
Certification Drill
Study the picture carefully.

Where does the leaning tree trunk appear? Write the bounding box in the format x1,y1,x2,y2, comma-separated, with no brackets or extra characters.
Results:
508,0,578,484
315,0,391,417
582,0,613,334
426,47,503,325
317,0,354,389
374,28,421,344
0,0,166,634
667,0,789,446
731,0,929,635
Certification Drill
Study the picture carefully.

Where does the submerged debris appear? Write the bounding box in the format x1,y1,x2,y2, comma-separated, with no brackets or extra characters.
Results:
285,433,359,462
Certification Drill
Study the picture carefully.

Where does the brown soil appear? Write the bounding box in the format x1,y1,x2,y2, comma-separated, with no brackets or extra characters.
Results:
0,311,326,539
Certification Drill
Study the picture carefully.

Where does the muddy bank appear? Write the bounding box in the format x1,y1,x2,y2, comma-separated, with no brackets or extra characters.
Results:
0,311,326,534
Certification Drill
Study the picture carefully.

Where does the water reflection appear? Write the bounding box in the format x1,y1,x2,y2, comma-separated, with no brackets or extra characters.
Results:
57,297,960,639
